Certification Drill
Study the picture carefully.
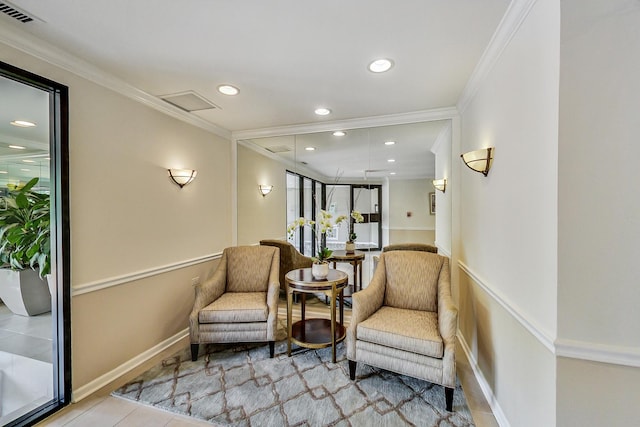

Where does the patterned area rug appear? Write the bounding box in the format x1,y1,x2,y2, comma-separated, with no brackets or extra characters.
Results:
113,324,475,426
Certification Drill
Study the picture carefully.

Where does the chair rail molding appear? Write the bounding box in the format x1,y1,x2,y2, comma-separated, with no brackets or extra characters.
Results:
457,260,556,353
555,338,640,368
73,253,222,296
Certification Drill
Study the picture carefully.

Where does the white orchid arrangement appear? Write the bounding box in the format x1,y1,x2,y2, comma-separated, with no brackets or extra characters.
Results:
287,210,348,263
348,210,364,242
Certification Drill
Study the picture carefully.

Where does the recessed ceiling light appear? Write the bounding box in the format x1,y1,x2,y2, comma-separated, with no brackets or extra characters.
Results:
314,108,331,116
22,159,35,163
0,171,7,174
390,172,396,175
333,131,346,137
217,84,239,96
305,147,316,151
20,168,30,172
384,141,396,145
8,145,26,150
368,58,394,73
11,120,36,127
387,159,396,163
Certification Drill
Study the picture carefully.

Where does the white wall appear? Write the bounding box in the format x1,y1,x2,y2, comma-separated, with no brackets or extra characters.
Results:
557,0,640,423
432,122,452,255
456,0,560,425
1,40,232,392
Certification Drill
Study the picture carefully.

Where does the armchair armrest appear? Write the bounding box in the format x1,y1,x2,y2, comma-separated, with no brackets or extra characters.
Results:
266,249,280,341
189,253,227,343
437,257,457,387
437,257,457,343
347,255,386,359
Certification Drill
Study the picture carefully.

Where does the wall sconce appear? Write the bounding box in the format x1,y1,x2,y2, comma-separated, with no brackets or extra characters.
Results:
168,169,197,188
432,178,447,192
259,184,273,197
461,147,494,176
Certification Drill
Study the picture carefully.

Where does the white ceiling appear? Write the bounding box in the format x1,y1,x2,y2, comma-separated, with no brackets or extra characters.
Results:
1,0,510,179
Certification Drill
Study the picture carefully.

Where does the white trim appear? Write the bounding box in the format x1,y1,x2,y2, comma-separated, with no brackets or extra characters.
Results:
458,260,555,353
430,121,452,155
458,330,511,427
457,0,538,113
232,107,459,141
72,253,222,296
555,339,640,368
71,328,189,402
0,24,231,140
436,246,451,258
385,226,435,231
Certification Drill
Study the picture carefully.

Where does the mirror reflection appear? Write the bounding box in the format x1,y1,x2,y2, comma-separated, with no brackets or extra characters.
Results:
237,120,450,258
0,74,53,425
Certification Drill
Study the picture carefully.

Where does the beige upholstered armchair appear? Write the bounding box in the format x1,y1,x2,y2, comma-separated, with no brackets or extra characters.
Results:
347,250,458,411
189,245,280,361
260,239,313,292
373,242,438,271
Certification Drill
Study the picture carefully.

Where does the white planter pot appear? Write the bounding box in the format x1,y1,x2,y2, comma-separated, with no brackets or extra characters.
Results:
0,269,52,316
311,262,329,280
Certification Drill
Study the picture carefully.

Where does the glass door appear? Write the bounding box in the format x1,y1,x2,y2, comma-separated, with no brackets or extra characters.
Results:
0,62,70,426
352,184,382,251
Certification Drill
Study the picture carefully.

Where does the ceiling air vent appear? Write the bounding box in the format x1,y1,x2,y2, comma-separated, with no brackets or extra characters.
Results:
159,91,219,112
0,2,38,23
266,145,292,154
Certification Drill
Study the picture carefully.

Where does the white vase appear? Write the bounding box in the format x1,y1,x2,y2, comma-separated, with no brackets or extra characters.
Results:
345,242,356,253
311,262,329,279
0,269,52,316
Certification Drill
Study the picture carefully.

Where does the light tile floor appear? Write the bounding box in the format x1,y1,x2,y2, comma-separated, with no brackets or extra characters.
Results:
0,303,53,363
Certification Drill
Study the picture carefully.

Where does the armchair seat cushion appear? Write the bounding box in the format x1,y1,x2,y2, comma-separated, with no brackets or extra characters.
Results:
199,292,268,323
356,306,443,358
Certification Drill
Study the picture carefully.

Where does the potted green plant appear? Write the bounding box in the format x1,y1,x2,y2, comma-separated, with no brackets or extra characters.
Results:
0,177,52,316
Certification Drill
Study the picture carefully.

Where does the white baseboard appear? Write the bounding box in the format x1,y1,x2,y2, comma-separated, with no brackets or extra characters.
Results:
71,328,189,402
457,330,510,427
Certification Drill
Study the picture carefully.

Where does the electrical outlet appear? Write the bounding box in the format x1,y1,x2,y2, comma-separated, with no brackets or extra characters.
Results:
191,276,200,286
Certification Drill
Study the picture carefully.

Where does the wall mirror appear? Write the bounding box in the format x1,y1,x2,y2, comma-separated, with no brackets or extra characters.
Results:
0,61,70,426
236,119,451,259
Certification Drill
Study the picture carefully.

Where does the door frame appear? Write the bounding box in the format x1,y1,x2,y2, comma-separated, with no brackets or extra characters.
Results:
0,60,71,426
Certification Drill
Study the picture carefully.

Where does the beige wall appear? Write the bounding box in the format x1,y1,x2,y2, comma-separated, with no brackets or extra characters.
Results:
237,144,287,245
387,178,435,245
557,0,640,423
458,270,556,427
1,41,232,392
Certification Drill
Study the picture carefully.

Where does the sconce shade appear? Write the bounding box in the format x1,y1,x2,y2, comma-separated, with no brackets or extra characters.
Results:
259,185,273,196
433,178,447,192
461,147,494,176
168,169,197,188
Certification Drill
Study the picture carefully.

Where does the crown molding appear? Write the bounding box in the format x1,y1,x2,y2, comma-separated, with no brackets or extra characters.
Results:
0,24,231,140
232,107,459,141
457,0,538,113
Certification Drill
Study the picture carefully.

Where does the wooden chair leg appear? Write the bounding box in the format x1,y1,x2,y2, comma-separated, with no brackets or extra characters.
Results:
269,341,275,358
348,360,357,380
445,387,454,412
190,344,199,361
